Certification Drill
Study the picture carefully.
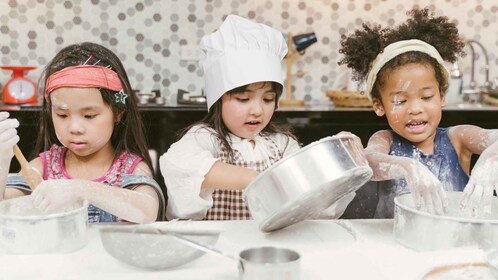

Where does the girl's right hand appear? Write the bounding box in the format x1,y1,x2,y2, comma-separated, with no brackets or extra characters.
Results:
403,160,448,215
31,179,83,213
0,111,20,163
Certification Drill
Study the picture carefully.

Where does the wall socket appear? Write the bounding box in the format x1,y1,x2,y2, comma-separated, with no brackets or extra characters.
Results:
180,45,204,61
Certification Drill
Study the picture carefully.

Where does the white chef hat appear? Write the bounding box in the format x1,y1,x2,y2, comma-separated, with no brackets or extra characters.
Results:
200,15,288,110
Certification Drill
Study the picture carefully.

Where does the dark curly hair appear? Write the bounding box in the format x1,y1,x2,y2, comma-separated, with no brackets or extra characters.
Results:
338,8,465,102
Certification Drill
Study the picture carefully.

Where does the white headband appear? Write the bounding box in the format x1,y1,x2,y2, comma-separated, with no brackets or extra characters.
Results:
365,39,450,100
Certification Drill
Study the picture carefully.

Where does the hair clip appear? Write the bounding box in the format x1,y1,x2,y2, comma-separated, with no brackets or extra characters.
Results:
93,59,101,65
114,89,127,105
82,55,93,65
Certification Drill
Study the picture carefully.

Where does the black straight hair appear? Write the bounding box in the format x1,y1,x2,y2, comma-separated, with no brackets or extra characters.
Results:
35,42,153,173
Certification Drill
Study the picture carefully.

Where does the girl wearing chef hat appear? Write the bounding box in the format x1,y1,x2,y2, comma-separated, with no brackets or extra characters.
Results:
0,42,165,223
339,8,498,218
160,15,356,220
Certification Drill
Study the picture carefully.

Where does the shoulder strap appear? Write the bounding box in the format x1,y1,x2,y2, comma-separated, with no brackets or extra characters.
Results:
120,174,167,221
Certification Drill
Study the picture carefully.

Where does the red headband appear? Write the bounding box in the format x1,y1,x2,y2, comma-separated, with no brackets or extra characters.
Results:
45,65,123,99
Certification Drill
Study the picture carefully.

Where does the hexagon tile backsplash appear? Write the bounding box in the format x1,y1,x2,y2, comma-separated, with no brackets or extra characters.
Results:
0,0,496,104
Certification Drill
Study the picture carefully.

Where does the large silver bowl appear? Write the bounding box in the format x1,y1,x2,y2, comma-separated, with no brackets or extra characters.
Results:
244,135,373,232
394,191,498,251
0,196,88,254
99,225,222,270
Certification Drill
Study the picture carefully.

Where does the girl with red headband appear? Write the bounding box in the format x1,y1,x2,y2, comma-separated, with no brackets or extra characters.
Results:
0,42,165,223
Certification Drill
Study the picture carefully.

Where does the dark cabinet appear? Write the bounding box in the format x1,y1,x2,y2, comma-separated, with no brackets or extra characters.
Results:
4,104,497,218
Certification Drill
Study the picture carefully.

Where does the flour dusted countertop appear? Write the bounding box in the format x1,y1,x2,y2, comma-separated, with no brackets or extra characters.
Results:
0,219,490,280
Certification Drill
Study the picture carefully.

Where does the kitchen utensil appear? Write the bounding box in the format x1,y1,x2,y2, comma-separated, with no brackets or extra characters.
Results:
1,66,38,104
292,32,317,54
13,144,42,190
98,225,222,270
177,89,207,106
165,231,301,280
238,247,301,280
244,135,373,232
0,196,88,254
446,62,463,104
135,90,163,105
280,32,317,107
394,191,498,251
461,88,484,104
164,230,239,260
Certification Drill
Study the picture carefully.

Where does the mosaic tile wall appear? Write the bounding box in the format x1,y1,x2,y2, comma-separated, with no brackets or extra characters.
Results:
0,0,497,105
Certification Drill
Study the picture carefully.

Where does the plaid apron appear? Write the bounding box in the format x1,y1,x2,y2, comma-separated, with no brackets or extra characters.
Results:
205,136,283,220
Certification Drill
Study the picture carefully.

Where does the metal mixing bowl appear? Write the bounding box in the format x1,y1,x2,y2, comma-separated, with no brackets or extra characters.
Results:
99,225,222,270
239,246,301,280
0,196,88,254
244,135,373,232
394,191,498,251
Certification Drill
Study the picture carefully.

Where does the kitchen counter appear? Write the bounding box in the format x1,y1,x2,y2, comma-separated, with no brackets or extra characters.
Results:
0,219,489,280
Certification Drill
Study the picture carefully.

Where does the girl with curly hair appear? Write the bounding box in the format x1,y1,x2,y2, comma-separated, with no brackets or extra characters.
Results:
339,8,498,218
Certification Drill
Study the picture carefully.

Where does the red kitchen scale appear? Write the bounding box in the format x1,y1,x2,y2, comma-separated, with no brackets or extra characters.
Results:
1,66,38,104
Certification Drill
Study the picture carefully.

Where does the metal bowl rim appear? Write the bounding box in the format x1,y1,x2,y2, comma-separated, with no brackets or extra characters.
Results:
0,198,89,221
245,135,356,193
244,165,371,202
239,246,301,263
394,192,498,224
251,166,372,232
98,226,223,237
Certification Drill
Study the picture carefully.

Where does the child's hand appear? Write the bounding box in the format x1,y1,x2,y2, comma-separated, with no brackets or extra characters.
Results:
336,131,364,149
403,160,448,215
460,154,498,216
31,179,83,213
0,111,20,164
319,191,356,219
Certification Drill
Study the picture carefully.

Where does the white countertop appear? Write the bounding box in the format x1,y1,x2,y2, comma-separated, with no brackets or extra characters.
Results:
0,219,490,280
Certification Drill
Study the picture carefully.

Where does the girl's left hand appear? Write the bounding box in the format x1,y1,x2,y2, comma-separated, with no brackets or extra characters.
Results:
31,179,83,213
460,154,498,216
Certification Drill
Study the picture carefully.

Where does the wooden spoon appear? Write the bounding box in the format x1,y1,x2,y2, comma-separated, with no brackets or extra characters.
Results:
13,144,42,190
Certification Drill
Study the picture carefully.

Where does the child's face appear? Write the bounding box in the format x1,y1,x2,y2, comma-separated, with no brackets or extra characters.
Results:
221,82,277,140
373,63,446,149
50,87,116,157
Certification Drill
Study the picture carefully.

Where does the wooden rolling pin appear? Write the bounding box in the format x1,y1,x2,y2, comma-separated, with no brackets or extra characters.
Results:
13,144,42,190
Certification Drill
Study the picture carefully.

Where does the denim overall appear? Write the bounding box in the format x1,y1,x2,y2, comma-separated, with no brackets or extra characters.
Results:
375,128,469,218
